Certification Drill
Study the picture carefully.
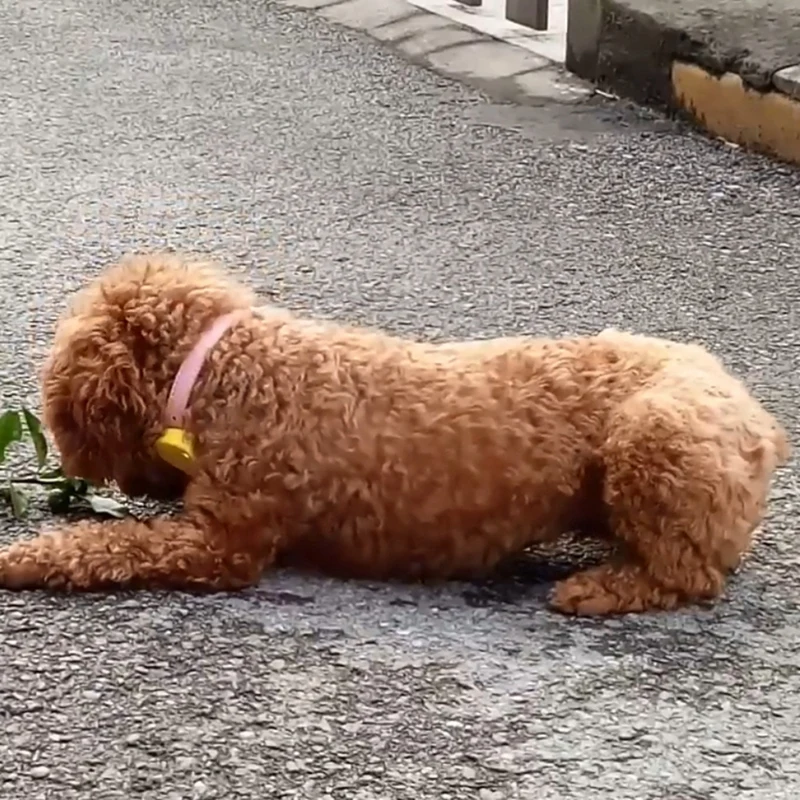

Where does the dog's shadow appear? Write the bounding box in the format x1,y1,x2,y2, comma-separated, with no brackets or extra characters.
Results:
459,533,614,607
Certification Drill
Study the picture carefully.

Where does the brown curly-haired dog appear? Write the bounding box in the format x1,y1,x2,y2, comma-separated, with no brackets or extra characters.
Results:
0,254,790,615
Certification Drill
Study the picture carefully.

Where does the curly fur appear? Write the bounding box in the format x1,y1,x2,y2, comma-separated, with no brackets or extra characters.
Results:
0,254,790,615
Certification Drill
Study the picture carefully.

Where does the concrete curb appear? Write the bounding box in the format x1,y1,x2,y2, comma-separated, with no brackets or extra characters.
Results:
565,0,800,164
276,0,594,105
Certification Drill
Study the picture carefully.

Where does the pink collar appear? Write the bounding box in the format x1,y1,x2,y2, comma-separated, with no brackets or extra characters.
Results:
164,310,248,428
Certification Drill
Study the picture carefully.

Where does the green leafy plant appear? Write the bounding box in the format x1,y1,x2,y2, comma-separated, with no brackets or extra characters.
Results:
0,407,127,520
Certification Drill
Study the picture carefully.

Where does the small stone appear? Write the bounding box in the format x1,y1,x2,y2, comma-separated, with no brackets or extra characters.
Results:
30,766,50,779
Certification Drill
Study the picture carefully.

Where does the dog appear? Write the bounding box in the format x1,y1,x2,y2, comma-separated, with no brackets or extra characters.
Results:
0,254,789,615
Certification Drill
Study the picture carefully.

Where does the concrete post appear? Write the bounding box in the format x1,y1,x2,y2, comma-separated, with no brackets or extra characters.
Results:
565,0,602,80
506,0,549,31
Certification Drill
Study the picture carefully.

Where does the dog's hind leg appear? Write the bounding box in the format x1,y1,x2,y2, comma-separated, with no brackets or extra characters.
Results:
550,386,783,616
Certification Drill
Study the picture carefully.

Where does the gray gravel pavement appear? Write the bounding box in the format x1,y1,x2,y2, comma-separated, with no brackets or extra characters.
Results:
1,0,799,798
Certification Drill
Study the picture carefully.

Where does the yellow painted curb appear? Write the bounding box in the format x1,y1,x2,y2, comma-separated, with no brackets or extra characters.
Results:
671,61,800,166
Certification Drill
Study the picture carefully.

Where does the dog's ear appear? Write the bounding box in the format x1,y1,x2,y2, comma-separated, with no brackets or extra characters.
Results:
75,341,147,430
41,329,151,483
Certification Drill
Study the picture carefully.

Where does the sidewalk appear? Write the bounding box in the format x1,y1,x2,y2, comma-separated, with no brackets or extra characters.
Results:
405,0,568,63
292,0,800,165
402,0,800,165
566,0,800,164
283,0,594,106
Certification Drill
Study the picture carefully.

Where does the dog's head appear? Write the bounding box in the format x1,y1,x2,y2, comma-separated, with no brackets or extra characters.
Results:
41,253,256,499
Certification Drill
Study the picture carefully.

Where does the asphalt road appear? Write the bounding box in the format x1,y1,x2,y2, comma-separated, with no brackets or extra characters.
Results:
1,0,799,798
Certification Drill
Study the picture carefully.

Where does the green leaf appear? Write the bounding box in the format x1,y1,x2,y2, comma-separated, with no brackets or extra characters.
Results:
8,484,29,519
47,487,73,514
22,407,48,468
68,478,90,497
0,411,22,464
39,466,65,480
86,494,127,519
37,472,68,487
